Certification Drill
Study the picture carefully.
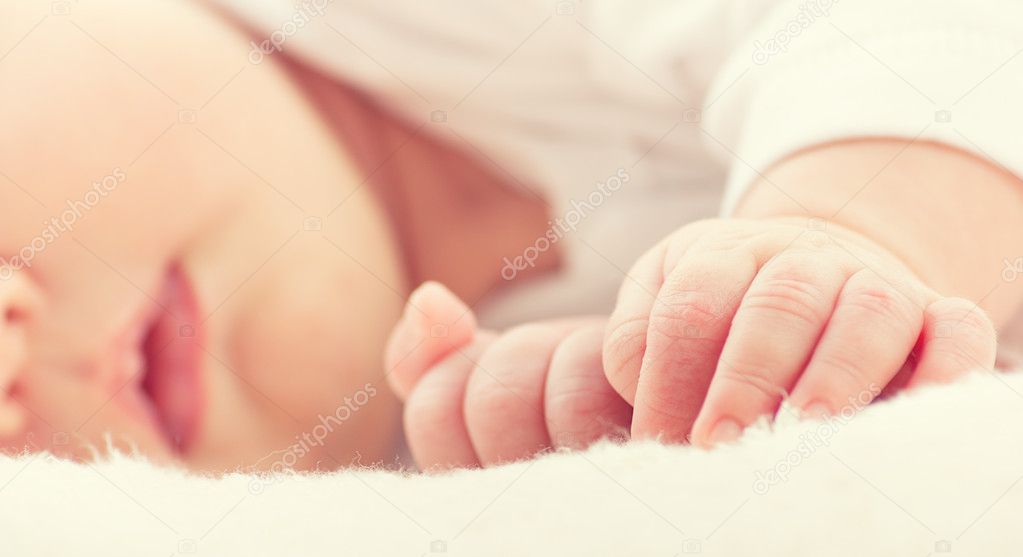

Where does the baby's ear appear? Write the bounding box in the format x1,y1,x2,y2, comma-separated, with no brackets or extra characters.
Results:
0,265,41,435
385,282,477,400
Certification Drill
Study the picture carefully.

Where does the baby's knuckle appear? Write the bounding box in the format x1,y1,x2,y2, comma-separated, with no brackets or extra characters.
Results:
690,229,753,255
649,290,720,341
545,383,610,420
715,358,786,401
668,218,723,245
404,386,451,431
959,310,997,339
816,350,873,391
741,273,829,328
465,372,524,423
931,298,996,340
929,341,982,372
636,385,695,422
495,323,556,352
469,344,539,413
603,316,649,378
842,281,917,328
476,327,550,370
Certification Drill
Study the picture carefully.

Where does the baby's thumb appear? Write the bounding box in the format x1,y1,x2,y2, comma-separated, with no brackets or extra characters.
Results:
385,282,477,401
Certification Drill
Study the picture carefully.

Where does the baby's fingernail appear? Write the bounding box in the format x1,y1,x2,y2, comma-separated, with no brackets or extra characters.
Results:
707,418,742,445
802,402,831,420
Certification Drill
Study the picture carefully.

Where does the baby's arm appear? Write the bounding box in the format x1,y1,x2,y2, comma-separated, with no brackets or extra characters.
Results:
385,283,630,470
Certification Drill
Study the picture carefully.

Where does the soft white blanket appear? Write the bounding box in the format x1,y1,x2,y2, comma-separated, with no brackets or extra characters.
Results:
3,371,1022,556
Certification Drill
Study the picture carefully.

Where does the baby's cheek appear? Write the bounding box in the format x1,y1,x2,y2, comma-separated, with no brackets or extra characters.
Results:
234,300,376,406
228,275,402,460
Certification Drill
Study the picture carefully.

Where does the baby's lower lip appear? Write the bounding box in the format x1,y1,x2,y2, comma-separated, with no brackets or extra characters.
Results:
139,265,205,455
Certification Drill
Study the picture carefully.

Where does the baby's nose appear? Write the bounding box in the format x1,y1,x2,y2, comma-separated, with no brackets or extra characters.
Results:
0,265,42,434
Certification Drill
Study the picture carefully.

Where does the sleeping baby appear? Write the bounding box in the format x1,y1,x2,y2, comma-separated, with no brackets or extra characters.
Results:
1,0,1020,472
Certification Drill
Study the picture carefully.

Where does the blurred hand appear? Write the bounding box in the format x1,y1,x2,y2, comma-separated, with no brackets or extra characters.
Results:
385,283,630,470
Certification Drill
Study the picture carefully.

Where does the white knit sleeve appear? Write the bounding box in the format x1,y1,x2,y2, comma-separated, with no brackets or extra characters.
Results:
704,0,1023,215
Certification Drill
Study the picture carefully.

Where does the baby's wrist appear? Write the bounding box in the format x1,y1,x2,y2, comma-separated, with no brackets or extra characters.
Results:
736,215,930,286
731,138,1023,325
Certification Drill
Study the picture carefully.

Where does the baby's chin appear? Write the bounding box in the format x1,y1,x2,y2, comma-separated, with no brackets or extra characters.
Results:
6,386,178,468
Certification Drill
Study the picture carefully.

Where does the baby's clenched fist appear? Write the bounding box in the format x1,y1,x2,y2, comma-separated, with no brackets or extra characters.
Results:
603,217,997,446
385,283,630,470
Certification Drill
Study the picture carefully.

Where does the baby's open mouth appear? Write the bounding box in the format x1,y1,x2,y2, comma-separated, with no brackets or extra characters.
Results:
136,265,204,455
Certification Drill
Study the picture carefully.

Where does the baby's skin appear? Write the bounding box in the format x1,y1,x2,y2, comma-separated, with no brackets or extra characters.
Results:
6,0,1022,474
389,138,1023,470
386,283,630,468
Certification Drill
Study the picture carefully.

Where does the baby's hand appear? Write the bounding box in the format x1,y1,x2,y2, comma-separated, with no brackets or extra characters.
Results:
604,217,997,446
385,283,631,470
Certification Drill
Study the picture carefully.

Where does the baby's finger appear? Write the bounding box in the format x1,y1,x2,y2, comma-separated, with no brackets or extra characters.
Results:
604,243,669,403
787,269,924,419
690,253,846,445
465,320,589,466
909,297,997,387
545,321,631,450
385,282,477,401
604,229,714,403
631,251,758,442
404,332,496,471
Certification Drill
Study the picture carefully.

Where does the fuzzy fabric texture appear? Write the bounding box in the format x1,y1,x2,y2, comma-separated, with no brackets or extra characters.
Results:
3,371,1023,556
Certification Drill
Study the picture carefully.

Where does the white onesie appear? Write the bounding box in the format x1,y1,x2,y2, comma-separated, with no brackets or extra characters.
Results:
209,0,1023,330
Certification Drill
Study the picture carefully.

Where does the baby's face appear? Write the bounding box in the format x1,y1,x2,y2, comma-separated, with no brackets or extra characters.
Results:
0,161,404,471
